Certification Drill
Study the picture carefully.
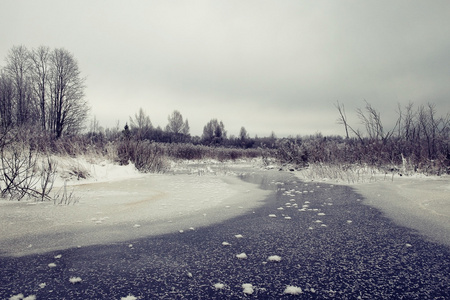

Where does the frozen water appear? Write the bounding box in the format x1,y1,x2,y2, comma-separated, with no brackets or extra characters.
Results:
0,160,269,256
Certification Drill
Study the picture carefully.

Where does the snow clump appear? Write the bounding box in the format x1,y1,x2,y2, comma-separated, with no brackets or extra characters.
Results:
121,295,137,300
69,276,82,284
9,294,36,300
214,283,225,289
242,283,254,294
284,285,303,295
236,253,248,259
267,255,282,262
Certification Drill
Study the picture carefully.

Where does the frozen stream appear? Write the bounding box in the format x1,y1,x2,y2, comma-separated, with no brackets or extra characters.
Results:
0,167,449,299
0,172,270,257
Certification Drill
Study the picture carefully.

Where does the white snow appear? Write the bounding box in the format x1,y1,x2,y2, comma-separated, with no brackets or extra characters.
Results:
284,285,303,295
268,214,277,218
222,242,231,246
213,283,225,289
242,283,254,294
121,295,137,300
48,263,56,268
69,277,82,284
234,234,244,238
9,295,36,300
267,255,282,262
236,253,248,259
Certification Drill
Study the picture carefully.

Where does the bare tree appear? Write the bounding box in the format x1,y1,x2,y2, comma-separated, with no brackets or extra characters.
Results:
0,71,14,129
30,46,51,131
48,48,88,138
166,110,189,135
4,45,35,126
239,126,249,141
202,119,226,145
182,119,190,135
335,101,351,139
129,107,152,140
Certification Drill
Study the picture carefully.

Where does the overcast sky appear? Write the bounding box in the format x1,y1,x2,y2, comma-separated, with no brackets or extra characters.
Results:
1,1,450,137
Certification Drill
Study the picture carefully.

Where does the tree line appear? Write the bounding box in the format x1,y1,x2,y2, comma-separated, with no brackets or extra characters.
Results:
1,45,448,176
88,107,261,149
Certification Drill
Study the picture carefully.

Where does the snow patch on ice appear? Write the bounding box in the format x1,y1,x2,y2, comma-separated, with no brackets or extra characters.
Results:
242,283,254,294
214,283,225,289
267,255,282,262
121,295,138,300
69,276,82,284
9,294,36,300
284,285,303,295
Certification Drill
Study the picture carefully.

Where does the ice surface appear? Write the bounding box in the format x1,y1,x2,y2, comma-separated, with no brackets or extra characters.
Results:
0,160,269,256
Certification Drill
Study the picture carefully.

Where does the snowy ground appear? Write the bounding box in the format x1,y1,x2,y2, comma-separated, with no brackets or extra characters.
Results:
0,157,269,256
295,171,450,246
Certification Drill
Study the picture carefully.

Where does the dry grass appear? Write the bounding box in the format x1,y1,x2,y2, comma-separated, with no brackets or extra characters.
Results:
295,163,396,184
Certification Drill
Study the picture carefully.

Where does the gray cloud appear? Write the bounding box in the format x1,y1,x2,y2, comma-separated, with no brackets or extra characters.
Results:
1,0,449,137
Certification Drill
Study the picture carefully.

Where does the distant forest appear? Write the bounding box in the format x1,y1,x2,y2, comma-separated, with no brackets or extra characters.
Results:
1,46,449,181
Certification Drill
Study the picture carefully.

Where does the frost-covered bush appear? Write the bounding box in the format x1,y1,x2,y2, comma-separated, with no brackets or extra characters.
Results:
116,140,169,173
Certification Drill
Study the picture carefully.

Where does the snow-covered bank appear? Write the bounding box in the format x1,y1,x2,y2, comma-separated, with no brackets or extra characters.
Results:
52,155,145,187
295,170,450,246
352,177,450,246
0,158,270,256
